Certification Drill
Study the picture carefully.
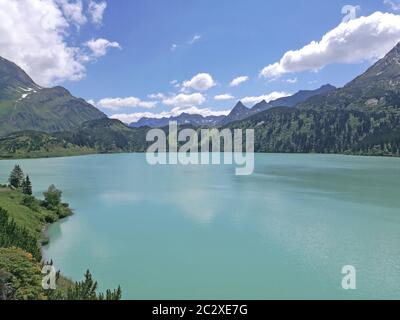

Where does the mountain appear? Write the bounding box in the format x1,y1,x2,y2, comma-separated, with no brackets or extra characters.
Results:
225,103,400,156
347,42,400,89
219,101,253,125
251,84,336,113
224,43,400,156
130,112,225,128
0,56,106,137
60,118,149,152
299,42,400,111
130,85,337,128
220,84,336,126
0,57,40,99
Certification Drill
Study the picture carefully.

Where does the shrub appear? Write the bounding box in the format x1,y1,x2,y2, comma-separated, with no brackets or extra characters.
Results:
0,208,41,260
21,195,40,212
43,185,62,208
0,247,46,300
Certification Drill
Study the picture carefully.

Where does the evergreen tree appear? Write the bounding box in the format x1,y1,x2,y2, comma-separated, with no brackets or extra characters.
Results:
63,270,121,300
21,176,32,196
8,165,24,189
99,286,122,300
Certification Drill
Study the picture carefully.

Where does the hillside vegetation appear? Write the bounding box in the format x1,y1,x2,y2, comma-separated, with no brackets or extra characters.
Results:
0,166,121,300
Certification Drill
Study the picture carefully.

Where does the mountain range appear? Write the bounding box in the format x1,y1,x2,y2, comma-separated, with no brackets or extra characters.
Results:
129,84,337,128
130,113,225,128
0,53,335,134
0,42,400,158
299,42,400,112
225,42,400,155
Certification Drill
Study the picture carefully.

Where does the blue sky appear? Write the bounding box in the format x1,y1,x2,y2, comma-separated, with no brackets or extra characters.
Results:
1,0,400,123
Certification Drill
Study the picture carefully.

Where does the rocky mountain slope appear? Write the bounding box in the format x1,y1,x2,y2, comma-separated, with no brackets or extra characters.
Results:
0,56,106,137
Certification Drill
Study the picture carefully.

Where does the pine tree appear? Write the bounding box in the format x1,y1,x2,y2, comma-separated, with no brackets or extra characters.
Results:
22,175,32,196
63,270,122,300
8,165,24,189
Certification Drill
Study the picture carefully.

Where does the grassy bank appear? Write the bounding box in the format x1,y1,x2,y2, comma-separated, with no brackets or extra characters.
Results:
0,187,70,243
0,169,121,300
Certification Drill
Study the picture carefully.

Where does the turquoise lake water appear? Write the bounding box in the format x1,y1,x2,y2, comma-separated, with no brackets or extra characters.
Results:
1,153,400,299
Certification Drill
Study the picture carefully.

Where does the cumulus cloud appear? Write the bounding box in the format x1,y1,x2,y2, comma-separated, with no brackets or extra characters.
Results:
241,92,290,106
0,0,82,86
111,106,230,124
88,0,107,25
182,73,216,91
84,38,121,58
96,97,157,111
163,93,206,107
260,12,400,79
384,0,400,11
0,0,116,86
229,76,249,87
214,94,235,101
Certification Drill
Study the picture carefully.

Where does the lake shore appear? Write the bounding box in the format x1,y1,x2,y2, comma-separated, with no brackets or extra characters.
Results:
1,149,400,161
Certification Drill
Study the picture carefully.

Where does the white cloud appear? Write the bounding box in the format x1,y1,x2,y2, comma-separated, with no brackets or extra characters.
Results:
97,97,157,111
260,12,400,78
0,0,82,86
188,34,202,44
111,106,230,124
182,73,216,91
241,91,290,106
88,0,107,25
229,76,249,87
84,38,121,58
163,93,206,108
285,78,298,84
170,80,180,88
56,0,87,27
111,112,163,124
148,93,165,100
384,0,400,11
0,0,115,86
174,106,229,117
171,34,202,52
214,94,235,101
